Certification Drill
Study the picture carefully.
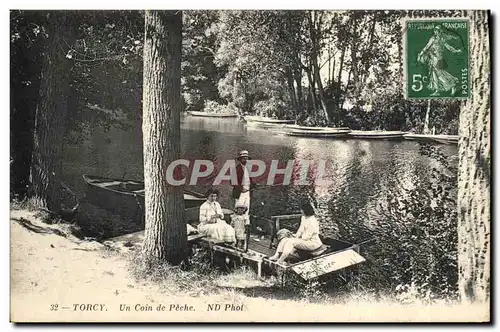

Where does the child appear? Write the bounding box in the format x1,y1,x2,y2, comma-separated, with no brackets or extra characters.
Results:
231,202,250,249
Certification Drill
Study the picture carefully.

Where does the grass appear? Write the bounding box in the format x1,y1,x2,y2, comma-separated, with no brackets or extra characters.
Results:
10,200,464,309
11,207,488,322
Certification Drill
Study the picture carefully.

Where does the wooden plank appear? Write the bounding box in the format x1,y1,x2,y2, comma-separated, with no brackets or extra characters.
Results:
187,234,205,242
291,249,366,280
107,230,204,246
212,245,266,263
271,214,302,221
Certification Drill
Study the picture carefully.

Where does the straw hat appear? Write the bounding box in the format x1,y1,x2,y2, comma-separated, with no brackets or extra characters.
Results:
237,150,249,159
234,201,248,210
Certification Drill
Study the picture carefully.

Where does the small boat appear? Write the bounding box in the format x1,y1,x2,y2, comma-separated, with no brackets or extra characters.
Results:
188,111,238,118
403,133,459,145
432,135,459,144
244,116,296,129
283,124,351,131
348,130,407,140
82,174,208,224
279,125,351,138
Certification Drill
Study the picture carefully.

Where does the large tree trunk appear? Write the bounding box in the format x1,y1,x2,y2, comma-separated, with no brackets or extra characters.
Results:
142,10,187,264
29,12,75,212
457,10,490,303
10,11,44,200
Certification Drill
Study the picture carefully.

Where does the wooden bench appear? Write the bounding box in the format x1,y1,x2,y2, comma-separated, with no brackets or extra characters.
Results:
268,214,302,249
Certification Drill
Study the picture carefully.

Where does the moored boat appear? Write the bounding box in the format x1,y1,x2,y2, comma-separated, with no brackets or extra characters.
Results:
82,174,208,224
188,111,238,118
283,124,351,131
348,130,407,140
244,116,296,129
403,133,459,145
279,125,351,138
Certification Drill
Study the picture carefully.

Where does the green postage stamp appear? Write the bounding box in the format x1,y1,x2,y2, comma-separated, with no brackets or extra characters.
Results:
404,18,470,99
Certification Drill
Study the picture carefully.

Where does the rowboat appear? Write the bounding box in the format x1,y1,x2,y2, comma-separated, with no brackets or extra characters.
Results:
283,124,351,131
188,111,238,118
404,133,458,145
244,116,296,129
279,125,351,138
82,174,208,224
106,213,367,281
348,130,407,140
432,135,459,144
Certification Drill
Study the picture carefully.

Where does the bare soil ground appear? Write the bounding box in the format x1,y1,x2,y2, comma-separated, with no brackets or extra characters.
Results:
10,209,489,322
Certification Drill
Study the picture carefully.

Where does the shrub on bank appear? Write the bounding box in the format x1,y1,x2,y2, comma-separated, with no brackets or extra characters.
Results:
202,100,239,114
368,144,458,300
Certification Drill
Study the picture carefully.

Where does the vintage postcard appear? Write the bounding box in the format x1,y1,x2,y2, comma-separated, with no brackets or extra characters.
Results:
9,9,490,323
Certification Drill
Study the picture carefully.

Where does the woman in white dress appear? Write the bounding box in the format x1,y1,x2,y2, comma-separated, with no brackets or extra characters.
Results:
198,188,236,243
269,202,322,264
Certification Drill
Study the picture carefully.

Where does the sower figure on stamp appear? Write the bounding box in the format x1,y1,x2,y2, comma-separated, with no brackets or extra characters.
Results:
417,25,462,97
232,150,256,216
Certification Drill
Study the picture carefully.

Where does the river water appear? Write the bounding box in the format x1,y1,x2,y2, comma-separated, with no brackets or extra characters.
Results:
64,116,458,291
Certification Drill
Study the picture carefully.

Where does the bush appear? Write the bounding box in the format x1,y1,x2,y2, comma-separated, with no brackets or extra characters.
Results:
202,100,239,114
368,144,458,300
254,97,290,119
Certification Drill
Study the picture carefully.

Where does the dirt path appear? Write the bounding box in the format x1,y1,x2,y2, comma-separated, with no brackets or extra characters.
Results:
10,210,488,322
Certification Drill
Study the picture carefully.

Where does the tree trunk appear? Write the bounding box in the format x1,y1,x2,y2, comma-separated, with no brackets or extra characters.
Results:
457,10,490,304
336,47,346,110
312,54,330,123
286,68,297,112
360,15,377,86
293,54,303,111
142,10,187,264
327,46,331,87
29,12,75,212
350,14,360,103
340,67,353,110
423,100,431,134
331,57,336,90
397,13,404,96
305,68,317,110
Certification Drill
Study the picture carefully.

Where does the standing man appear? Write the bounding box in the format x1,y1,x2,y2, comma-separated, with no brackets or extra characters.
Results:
232,150,254,216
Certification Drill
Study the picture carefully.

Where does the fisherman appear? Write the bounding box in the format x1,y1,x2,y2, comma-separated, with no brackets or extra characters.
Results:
232,150,255,216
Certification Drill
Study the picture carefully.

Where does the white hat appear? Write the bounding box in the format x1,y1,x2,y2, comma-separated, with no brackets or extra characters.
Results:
235,201,248,210
237,150,249,159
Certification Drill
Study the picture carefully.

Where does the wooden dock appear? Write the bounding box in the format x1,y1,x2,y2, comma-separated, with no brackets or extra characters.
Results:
105,213,366,281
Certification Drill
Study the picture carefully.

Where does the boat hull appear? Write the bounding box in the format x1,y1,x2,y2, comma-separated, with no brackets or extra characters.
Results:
83,175,207,224
188,111,238,118
348,131,406,140
244,116,296,128
403,133,459,145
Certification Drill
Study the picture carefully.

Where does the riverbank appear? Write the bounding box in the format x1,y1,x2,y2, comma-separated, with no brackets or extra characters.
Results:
10,208,488,322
